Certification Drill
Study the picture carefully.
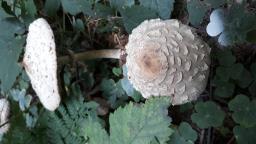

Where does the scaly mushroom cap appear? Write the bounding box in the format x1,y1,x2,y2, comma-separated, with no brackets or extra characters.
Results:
0,98,10,134
126,19,211,105
23,18,60,111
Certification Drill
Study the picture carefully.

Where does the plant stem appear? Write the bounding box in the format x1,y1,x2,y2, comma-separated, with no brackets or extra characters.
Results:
58,49,121,64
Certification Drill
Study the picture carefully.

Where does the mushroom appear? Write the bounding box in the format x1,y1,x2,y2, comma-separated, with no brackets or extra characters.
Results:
126,19,211,105
23,18,210,109
23,18,60,111
0,98,10,134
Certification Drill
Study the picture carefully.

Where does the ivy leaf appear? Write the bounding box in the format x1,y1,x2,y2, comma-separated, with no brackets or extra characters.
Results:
120,5,158,33
82,118,110,144
191,101,225,129
109,97,173,144
169,122,197,144
187,0,207,26
228,95,256,127
233,125,256,144
110,0,134,10
139,0,174,19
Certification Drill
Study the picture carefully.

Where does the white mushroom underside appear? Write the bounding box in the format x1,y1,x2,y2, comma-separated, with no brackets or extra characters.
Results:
126,19,211,105
23,18,60,111
0,98,10,134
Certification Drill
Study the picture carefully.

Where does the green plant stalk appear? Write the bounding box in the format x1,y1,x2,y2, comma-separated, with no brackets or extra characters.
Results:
58,49,121,64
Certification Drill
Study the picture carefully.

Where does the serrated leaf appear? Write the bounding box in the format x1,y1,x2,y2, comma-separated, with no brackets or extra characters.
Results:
109,97,173,144
110,0,134,10
120,5,158,33
83,118,110,144
228,95,256,127
187,0,207,26
233,125,256,144
191,101,225,129
44,0,61,16
139,0,174,19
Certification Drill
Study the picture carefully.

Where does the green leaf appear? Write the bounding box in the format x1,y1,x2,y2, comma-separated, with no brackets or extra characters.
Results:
0,18,24,92
246,29,256,42
217,50,236,66
110,0,134,10
100,79,127,108
112,67,122,76
191,101,225,129
187,0,207,25
205,0,226,8
214,81,235,98
139,0,174,19
249,81,256,97
72,18,84,31
82,118,110,144
169,122,197,144
44,0,61,16
228,94,256,127
250,63,256,79
229,63,244,80
233,125,256,144
120,5,158,33
109,97,173,144
235,68,253,88
60,0,93,15
24,0,37,18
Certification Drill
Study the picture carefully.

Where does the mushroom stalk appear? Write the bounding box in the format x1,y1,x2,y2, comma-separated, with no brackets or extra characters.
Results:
58,49,121,64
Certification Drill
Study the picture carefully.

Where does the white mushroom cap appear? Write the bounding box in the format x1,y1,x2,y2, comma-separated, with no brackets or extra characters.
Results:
0,98,10,134
23,18,60,111
126,19,211,105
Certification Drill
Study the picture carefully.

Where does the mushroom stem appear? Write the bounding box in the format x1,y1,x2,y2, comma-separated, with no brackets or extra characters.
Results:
58,49,121,64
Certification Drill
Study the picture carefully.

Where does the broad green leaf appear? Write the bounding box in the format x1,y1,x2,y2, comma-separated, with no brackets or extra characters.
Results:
169,122,197,144
120,5,158,33
216,50,236,66
187,0,207,25
139,0,174,19
0,18,24,92
229,63,244,80
44,0,61,16
233,125,256,144
24,0,37,18
83,118,110,144
228,95,256,127
214,81,234,98
110,0,134,10
109,97,173,144
191,101,225,129
235,68,253,88
0,6,10,19
60,0,93,15
205,0,226,8
72,18,84,31
93,3,114,18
